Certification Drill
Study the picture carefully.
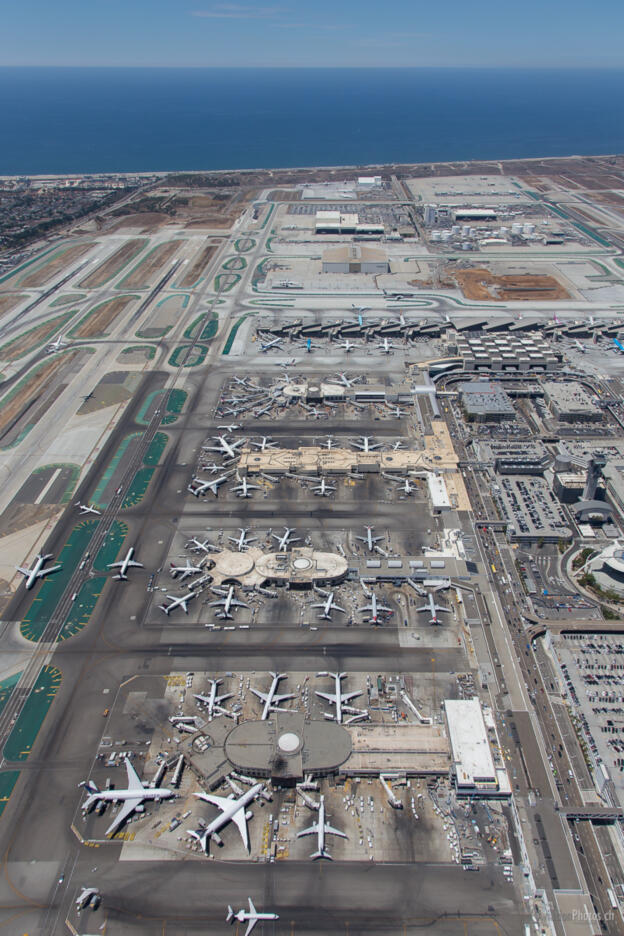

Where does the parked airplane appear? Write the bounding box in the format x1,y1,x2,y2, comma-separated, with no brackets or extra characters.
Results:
194,679,234,719
574,339,586,353
331,372,360,388
228,528,257,552
199,462,226,474
297,794,347,860
187,472,232,497
315,672,364,724
339,339,357,352
260,336,283,352
417,592,450,625
311,589,346,621
377,337,395,353
311,477,335,497
80,756,175,837
158,590,197,615
383,474,416,495
189,782,266,853
614,338,624,353
203,435,246,460
355,526,384,551
75,502,101,516
227,898,279,936
351,436,382,453
107,547,143,581
186,537,219,554
170,558,206,580
319,436,337,450
250,436,277,451
16,554,62,590
358,590,393,624
46,334,67,353
209,585,249,619
271,526,300,551
251,672,295,720
386,404,408,418
231,475,262,499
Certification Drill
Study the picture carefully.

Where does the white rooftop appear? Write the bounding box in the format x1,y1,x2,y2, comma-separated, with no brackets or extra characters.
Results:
444,698,496,788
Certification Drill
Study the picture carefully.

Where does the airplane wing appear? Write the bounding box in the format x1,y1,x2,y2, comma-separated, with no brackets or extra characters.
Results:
231,599,249,608
127,560,143,568
250,688,268,702
230,805,250,851
195,791,232,811
244,919,258,936
105,797,142,837
124,757,145,791
334,605,346,614
248,897,257,916
342,691,361,702
297,821,319,837
16,567,30,576
314,691,335,704
325,823,347,838
38,564,61,577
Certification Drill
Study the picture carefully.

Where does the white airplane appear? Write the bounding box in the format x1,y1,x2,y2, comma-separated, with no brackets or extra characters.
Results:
16,553,62,590
209,585,249,619
186,537,219,554
231,475,262,499
189,781,266,853
383,474,416,495
80,756,175,837
311,589,346,621
315,672,364,724
351,304,370,312
250,436,277,451
251,672,295,720
75,887,100,911
187,472,232,497
203,436,246,460
339,339,357,352
271,526,299,552
358,590,393,624
300,403,323,418
200,462,226,474
386,405,408,418
75,501,101,516
170,558,206,580
574,339,586,353
297,794,347,860
330,372,360,388
355,526,384,551
218,423,243,432
228,528,257,551
377,337,395,353
158,590,197,615
260,336,283,352
107,547,143,581
319,436,337,450
46,334,67,353
417,592,450,625
194,679,234,719
351,436,382,453
227,898,279,936
311,477,335,497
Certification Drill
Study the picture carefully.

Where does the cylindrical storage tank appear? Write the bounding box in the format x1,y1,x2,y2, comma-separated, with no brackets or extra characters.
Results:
461,225,470,236
523,223,535,235
441,231,452,242
469,227,476,237
451,225,460,235
511,222,523,235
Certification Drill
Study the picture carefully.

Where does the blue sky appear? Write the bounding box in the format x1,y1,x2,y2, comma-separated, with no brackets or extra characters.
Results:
2,0,623,67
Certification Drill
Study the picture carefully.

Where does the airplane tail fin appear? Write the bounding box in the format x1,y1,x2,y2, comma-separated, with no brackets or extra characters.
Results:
226,906,234,923
84,780,99,794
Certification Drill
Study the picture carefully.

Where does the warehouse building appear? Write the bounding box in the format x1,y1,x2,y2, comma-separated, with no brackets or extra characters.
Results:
322,244,389,275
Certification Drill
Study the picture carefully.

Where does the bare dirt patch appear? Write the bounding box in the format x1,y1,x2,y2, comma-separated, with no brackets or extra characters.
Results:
79,238,147,288
108,213,174,233
71,296,137,339
18,243,95,288
119,241,183,289
0,294,26,315
0,312,72,361
177,243,218,287
451,267,570,302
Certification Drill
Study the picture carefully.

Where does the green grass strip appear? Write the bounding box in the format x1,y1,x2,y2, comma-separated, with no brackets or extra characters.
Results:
3,666,62,762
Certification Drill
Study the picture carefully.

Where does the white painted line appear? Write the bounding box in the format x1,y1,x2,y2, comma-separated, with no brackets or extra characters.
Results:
34,467,62,505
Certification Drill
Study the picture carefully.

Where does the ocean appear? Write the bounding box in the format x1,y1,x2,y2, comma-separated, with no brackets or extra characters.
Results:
1,67,624,176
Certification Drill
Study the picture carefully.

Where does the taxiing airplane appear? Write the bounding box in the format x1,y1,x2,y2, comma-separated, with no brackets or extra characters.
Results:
16,553,62,590
158,590,197,616
231,475,262,499
203,435,246,461
251,672,295,720
107,547,143,581
46,334,67,353
189,782,266,853
75,502,101,516
351,304,370,313
416,592,450,625
187,472,232,497
351,436,382,453
315,672,364,724
355,526,384,551
170,557,206,580
227,528,257,552
271,526,300,552
217,423,243,432
311,589,346,621
297,794,347,860
80,756,175,837
209,585,249,619
194,679,234,719
227,898,279,936
357,590,393,624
